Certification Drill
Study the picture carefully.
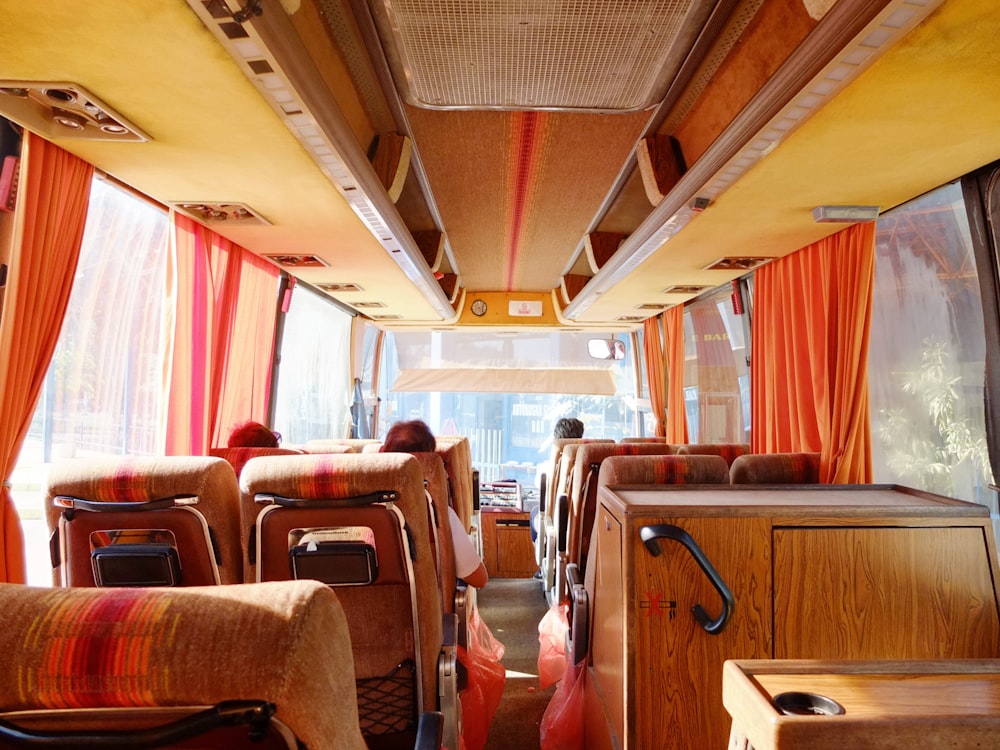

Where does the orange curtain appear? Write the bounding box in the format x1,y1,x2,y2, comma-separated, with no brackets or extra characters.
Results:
750,222,875,483
0,133,93,582
164,213,280,455
663,305,689,443
643,315,667,437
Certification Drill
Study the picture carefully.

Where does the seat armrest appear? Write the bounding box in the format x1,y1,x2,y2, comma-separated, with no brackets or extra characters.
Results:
414,711,444,750
556,494,569,553
453,582,469,650
439,613,459,750
566,563,589,665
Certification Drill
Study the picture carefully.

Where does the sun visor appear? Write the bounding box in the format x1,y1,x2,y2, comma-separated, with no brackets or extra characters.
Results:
389,330,622,394
392,367,616,394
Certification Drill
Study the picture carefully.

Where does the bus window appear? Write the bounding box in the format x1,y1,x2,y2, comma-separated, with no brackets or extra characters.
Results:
14,176,169,584
869,181,994,507
272,284,354,444
375,330,640,485
682,287,750,444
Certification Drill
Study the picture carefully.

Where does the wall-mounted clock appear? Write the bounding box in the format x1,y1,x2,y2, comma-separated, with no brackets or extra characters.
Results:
471,299,487,317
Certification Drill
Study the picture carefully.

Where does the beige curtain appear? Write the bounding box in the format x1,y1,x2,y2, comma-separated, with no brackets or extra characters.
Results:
643,315,667,437
663,305,689,443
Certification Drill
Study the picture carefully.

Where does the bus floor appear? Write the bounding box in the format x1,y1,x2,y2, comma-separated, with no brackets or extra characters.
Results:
478,577,556,750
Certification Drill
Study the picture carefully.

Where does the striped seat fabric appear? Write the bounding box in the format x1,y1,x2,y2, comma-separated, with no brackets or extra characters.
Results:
44,456,243,587
598,453,732,487
676,443,750,467
0,580,367,750
729,452,822,484
210,447,303,478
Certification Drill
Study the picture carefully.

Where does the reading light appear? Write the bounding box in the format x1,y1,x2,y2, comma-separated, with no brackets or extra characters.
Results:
0,81,149,142
52,109,86,130
812,205,880,223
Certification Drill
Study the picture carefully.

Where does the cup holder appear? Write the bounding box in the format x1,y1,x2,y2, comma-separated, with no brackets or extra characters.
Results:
773,691,845,716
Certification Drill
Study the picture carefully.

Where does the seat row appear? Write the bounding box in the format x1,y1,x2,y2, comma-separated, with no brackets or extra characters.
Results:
0,579,442,750
209,435,478,542
535,439,821,605
39,440,482,750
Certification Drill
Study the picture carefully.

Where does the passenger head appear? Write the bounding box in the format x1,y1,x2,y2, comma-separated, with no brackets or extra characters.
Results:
381,420,436,454
228,420,280,448
553,417,584,439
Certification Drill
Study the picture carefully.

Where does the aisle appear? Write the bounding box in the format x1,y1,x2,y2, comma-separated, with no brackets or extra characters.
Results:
476,578,557,750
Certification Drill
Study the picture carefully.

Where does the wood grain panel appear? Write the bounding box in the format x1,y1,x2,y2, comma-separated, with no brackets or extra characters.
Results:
629,515,771,750
481,511,536,577
494,513,536,577
773,526,1000,659
481,511,499,574
725,660,1000,750
589,505,625,747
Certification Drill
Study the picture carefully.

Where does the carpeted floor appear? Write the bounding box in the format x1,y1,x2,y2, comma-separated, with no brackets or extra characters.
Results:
477,577,557,750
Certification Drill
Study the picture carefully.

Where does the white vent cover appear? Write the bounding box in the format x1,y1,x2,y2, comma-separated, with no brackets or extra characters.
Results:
369,0,698,111
172,202,270,225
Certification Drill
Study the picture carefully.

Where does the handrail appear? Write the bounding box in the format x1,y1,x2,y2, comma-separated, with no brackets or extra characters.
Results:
0,700,276,748
639,524,734,635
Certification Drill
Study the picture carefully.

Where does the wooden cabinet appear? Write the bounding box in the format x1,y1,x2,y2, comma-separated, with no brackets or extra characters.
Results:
481,509,537,578
723,659,1000,749
583,485,1000,750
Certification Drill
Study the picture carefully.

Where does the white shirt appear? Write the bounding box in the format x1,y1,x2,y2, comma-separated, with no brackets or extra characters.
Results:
448,506,482,580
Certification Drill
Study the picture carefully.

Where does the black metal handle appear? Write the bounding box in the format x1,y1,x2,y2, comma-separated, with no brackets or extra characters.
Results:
0,700,275,747
639,524,734,635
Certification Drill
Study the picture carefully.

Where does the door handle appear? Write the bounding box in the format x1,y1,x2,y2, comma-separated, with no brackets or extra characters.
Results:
639,524,734,635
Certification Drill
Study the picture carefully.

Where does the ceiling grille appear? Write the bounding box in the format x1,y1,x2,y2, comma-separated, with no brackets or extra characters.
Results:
369,0,697,111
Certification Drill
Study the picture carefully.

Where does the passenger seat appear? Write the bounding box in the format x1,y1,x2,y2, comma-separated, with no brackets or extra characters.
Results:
0,580,403,750
239,452,458,750
44,455,243,587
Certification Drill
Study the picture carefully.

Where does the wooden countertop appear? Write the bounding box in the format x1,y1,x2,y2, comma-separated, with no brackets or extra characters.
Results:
598,484,989,522
723,659,1000,749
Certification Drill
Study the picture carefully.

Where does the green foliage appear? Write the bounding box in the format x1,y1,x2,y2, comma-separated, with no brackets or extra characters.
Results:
877,338,990,495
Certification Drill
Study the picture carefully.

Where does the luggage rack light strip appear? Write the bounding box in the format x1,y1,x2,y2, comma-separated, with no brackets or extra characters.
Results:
186,0,454,320
564,0,943,320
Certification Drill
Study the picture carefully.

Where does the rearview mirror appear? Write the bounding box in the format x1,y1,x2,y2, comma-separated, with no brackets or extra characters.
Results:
588,338,626,360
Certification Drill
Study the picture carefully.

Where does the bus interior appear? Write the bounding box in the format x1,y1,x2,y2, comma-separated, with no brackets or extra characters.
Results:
1,0,1000,748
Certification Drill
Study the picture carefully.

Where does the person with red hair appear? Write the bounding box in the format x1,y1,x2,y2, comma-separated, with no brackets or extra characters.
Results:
381,420,488,588
227,420,280,448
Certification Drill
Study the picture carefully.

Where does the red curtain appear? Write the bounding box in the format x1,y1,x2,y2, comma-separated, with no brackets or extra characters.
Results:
643,315,667,437
663,305,689,443
164,213,280,455
750,223,876,483
0,133,93,582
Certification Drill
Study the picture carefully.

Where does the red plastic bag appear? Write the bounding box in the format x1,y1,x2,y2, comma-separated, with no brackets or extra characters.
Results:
539,660,585,750
537,601,569,690
458,606,506,750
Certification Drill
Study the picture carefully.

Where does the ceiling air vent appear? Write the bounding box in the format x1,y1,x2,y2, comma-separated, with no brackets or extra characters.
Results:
264,254,329,268
704,257,771,271
353,301,387,308
636,303,670,310
0,82,149,142
367,0,703,111
616,315,646,322
662,284,709,294
172,202,270,225
372,314,403,320
317,283,364,293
